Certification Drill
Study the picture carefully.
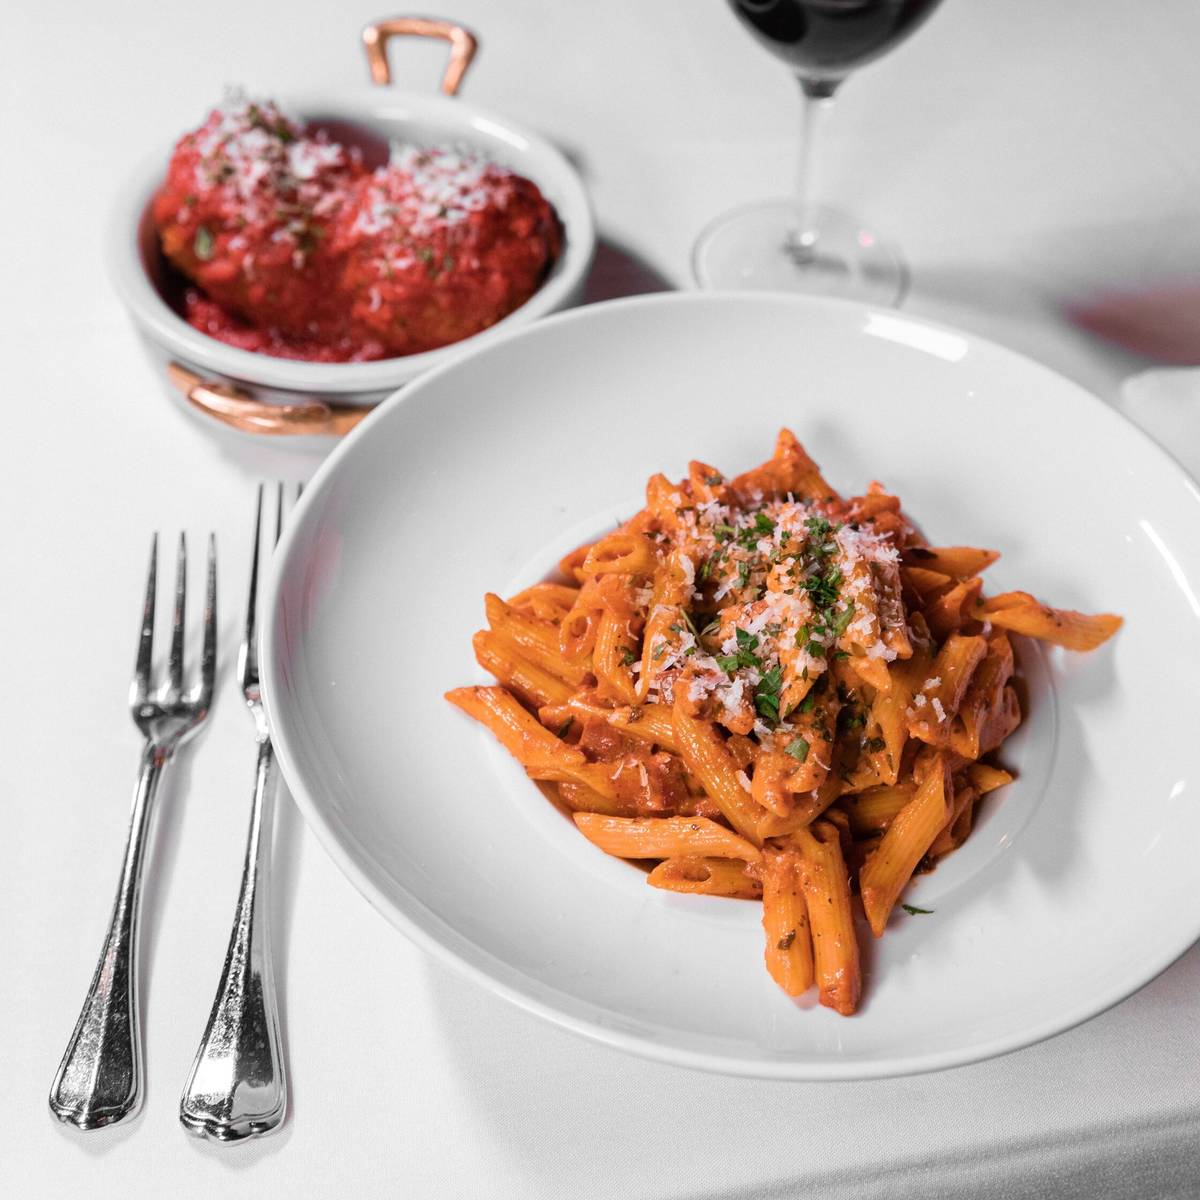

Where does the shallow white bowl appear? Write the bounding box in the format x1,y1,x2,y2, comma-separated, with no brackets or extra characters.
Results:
109,88,594,429
262,292,1200,1079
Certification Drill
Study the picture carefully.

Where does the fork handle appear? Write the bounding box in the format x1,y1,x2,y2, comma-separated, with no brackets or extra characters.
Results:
180,738,287,1141
49,743,166,1129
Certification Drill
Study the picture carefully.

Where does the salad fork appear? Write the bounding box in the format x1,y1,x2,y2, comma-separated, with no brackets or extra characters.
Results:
179,484,292,1142
49,533,216,1130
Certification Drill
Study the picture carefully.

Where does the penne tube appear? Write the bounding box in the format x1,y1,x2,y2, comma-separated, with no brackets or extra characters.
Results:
873,635,933,785
556,780,636,818
901,565,955,604
903,546,1000,578
927,781,978,860
593,609,639,704
506,582,580,622
472,630,574,709
583,530,660,577
558,541,594,583
793,821,862,1015
948,632,1014,760
647,856,762,900
924,576,984,642
445,686,585,772
976,591,1122,651
908,633,987,745
841,783,917,835
485,593,590,686
859,755,952,936
761,848,815,996
573,813,761,862
672,701,766,845
548,696,683,755
966,762,1013,795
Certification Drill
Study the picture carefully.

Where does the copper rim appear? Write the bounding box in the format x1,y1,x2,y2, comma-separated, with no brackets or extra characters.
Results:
361,16,479,95
167,363,372,437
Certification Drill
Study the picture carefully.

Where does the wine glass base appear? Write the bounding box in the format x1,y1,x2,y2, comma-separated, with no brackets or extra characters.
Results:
692,200,908,306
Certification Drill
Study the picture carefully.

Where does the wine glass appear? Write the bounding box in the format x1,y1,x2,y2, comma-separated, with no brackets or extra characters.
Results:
693,0,944,304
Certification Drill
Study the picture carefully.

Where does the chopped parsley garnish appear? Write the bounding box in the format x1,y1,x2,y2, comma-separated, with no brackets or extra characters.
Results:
619,647,638,666
713,524,735,543
831,601,856,636
804,567,843,612
806,640,827,658
194,226,215,261
754,665,783,723
736,560,751,589
799,693,816,714
754,512,776,535
901,904,934,916
716,627,761,674
785,736,810,762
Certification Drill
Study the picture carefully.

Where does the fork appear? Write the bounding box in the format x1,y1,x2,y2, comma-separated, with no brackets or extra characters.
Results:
49,533,216,1130
179,484,292,1142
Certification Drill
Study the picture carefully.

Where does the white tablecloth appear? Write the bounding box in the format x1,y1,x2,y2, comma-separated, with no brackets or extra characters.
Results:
4,1,1200,1195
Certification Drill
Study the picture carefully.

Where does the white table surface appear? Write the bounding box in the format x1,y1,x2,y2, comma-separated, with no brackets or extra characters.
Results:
4,1,1200,1196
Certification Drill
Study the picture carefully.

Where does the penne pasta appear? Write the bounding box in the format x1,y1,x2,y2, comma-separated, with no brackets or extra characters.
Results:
472,630,574,710
793,821,862,1015
761,848,815,996
976,591,1123,651
447,431,1120,1012
903,545,1000,578
860,756,951,936
647,856,762,900
574,813,762,862
485,593,591,686
673,701,766,844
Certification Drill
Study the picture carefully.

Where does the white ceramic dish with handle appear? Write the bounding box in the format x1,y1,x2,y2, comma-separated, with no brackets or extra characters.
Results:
261,291,1200,1079
108,16,595,438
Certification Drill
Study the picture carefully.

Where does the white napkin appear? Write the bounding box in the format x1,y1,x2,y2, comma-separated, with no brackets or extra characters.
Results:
1118,367,1200,481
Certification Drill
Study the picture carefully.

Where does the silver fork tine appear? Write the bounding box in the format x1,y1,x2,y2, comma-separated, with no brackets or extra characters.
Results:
168,533,187,700
274,481,284,548
133,534,158,709
197,534,217,710
240,486,263,696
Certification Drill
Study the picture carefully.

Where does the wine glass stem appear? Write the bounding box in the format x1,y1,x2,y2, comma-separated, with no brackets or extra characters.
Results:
791,78,839,261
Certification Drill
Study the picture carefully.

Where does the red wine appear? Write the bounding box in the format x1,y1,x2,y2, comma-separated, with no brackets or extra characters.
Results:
729,0,941,86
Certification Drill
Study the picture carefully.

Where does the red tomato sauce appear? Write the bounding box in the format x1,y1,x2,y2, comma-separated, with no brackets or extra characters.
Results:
154,98,563,362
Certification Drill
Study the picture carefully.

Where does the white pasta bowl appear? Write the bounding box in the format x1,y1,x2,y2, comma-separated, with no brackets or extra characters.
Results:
261,291,1200,1079
108,20,594,438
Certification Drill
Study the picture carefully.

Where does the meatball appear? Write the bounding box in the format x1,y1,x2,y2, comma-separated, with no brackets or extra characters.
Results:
329,145,564,356
152,98,364,342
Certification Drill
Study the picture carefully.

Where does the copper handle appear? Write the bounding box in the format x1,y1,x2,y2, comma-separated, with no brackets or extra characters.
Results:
362,16,479,95
167,363,372,437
